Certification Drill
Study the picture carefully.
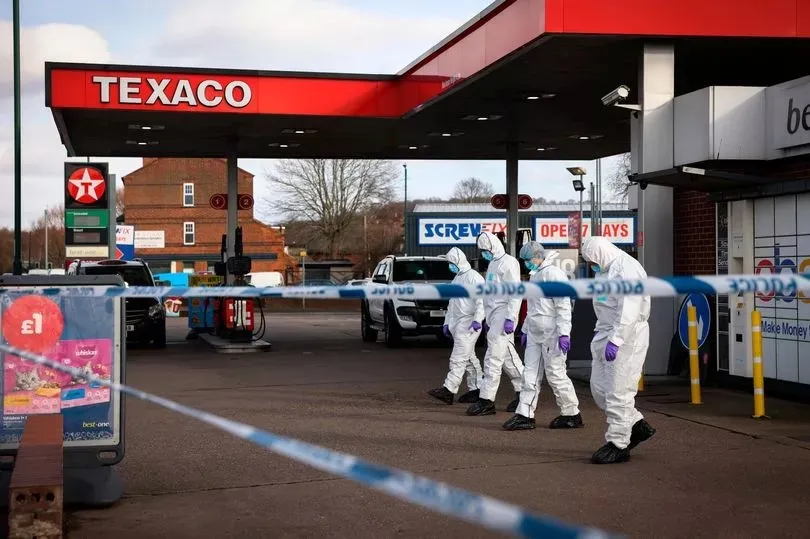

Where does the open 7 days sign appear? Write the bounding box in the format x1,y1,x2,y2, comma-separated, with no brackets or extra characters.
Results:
416,216,635,246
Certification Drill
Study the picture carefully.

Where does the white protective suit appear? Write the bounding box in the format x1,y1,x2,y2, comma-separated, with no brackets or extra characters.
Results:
581,237,651,449
517,251,580,419
476,232,524,402
442,248,485,394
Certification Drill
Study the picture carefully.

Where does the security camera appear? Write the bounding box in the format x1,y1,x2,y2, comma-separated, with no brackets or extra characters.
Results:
601,85,630,107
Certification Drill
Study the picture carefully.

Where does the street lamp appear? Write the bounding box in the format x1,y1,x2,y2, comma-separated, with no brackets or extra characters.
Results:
402,163,408,255
568,167,587,278
567,166,587,239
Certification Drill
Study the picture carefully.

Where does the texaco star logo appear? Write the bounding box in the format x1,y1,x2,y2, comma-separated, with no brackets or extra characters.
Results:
67,167,106,204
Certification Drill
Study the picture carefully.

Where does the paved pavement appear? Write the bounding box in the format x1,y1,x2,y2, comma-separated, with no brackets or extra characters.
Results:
62,315,810,538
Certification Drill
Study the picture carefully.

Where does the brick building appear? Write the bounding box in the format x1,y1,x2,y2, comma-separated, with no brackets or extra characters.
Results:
122,158,291,275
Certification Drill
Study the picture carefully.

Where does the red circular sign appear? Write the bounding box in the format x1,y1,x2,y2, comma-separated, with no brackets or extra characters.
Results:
67,166,107,205
238,194,254,210
1,296,64,354
518,194,533,210
210,193,227,210
490,194,507,210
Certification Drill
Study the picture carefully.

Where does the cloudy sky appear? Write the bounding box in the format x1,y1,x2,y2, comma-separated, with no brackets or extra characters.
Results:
0,0,624,227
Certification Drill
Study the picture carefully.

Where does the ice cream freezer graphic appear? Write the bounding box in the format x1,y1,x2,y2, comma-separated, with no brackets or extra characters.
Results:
3,339,112,414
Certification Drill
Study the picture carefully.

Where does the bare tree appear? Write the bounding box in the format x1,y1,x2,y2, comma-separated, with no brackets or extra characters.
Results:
115,187,125,220
264,159,398,258
607,153,632,201
451,177,494,202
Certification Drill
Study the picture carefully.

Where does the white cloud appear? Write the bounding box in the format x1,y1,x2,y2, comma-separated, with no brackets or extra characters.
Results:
152,0,463,73
0,20,112,100
0,99,139,227
0,20,113,226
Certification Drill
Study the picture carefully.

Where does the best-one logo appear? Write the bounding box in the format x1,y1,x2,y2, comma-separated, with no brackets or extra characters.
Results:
787,97,810,135
754,254,810,303
92,76,252,108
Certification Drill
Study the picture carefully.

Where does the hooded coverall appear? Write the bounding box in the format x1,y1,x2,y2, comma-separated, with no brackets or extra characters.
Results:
581,237,651,450
442,248,485,394
516,251,580,419
476,232,524,402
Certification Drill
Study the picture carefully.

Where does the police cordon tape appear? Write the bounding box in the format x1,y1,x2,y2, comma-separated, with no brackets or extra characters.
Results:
1,272,809,300
0,341,619,539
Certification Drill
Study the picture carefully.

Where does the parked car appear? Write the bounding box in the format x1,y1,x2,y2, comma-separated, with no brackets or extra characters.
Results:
246,271,285,288
346,278,370,286
361,255,454,347
68,258,167,347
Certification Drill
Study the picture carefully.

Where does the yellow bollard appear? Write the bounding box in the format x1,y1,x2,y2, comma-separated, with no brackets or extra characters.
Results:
688,305,702,405
751,310,768,419
637,374,644,392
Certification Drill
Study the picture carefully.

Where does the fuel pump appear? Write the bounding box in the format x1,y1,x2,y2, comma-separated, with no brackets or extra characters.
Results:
214,227,256,342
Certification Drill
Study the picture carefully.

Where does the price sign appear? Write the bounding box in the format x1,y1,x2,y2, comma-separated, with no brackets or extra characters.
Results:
1,295,65,353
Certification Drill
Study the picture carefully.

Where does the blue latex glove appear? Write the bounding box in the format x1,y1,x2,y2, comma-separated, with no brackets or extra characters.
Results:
605,341,619,362
520,332,528,348
470,321,482,332
504,319,515,334
558,335,571,354
442,325,452,339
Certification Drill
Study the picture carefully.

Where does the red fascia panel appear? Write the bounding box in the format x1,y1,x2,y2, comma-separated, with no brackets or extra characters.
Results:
48,68,439,117
548,0,805,37
401,0,545,99
799,0,810,37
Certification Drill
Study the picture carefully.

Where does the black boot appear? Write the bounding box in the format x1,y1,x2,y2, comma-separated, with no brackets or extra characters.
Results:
427,386,454,405
505,392,520,412
503,414,536,431
627,419,656,450
457,389,480,403
549,413,584,429
466,398,496,416
591,442,630,464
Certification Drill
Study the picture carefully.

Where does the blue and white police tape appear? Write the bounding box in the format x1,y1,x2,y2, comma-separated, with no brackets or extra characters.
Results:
1,272,809,300
0,341,619,539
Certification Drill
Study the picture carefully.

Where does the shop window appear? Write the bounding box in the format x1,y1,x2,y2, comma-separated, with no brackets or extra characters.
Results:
183,183,195,207
183,222,196,245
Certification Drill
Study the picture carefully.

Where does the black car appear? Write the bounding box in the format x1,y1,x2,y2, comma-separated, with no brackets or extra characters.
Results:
69,259,167,347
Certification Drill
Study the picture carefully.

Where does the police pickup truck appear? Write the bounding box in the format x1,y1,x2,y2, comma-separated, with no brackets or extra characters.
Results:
361,255,454,347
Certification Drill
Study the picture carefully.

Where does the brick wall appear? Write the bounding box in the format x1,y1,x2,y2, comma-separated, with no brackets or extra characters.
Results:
122,158,291,272
673,189,716,275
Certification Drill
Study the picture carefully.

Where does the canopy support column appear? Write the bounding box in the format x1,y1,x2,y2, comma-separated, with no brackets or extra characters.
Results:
226,145,238,285
506,142,519,256
631,42,676,375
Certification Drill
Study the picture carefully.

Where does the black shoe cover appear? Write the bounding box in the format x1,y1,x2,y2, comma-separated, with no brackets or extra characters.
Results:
591,442,630,464
427,386,454,405
627,419,656,450
457,389,480,404
466,398,496,416
549,413,584,429
503,414,536,431
506,392,520,412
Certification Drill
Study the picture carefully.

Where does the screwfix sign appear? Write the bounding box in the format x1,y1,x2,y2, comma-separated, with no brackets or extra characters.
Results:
418,218,507,245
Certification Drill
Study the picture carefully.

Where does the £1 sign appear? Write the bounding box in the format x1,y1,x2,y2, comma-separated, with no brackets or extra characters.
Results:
1,296,64,354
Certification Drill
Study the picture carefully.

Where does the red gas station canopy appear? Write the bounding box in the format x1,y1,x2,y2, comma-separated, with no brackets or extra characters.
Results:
46,0,810,161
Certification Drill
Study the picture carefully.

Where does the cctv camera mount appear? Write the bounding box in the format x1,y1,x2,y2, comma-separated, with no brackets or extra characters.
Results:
601,85,631,107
